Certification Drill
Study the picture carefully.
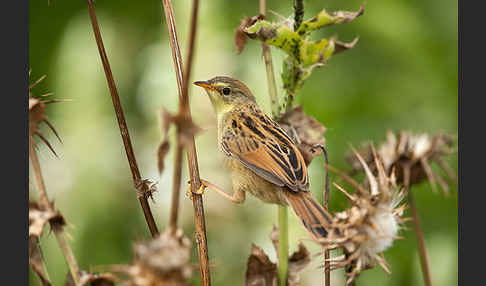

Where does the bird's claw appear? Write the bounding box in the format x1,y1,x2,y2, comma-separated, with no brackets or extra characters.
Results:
186,179,208,199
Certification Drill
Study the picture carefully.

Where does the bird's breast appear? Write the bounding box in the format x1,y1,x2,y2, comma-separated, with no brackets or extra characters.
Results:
223,157,288,205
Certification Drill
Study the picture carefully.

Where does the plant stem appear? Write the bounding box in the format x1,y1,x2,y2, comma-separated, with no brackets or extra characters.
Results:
161,0,211,285
321,148,330,286
293,0,304,31
86,0,159,237
29,139,81,285
278,205,289,286
408,191,432,286
259,0,280,118
169,144,183,234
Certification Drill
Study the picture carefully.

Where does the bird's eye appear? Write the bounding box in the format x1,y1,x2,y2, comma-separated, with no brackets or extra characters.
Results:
222,87,231,95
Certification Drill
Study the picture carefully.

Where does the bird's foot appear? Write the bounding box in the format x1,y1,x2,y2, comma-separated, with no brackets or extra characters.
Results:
186,179,208,199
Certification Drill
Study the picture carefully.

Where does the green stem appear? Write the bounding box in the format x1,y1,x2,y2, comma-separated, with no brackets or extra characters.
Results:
278,205,289,286
259,0,280,118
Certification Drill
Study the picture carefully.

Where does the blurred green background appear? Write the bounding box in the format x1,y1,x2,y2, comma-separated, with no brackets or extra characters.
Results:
29,0,457,285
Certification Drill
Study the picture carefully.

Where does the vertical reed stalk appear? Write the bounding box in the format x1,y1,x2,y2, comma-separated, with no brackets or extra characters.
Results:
161,0,211,284
86,0,159,237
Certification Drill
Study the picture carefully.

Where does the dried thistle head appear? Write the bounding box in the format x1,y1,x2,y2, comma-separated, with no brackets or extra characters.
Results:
29,73,65,156
318,146,407,285
115,229,193,286
347,130,456,194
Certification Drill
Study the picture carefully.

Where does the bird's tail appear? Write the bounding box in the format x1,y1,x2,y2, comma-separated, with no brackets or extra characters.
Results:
284,191,331,239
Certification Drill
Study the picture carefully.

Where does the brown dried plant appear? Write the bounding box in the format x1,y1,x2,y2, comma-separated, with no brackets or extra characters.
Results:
159,0,211,284
316,146,408,285
345,130,456,286
245,226,311,286
346,130,456,194
29,73,82,286
280,105,327,165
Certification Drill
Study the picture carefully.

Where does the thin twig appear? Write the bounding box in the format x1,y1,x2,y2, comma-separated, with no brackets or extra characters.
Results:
161,0,211,285
408,191,432,286
29,138,81,285
260,0,280,118
320,147,330,286
169,145,183,234
86,0,159,237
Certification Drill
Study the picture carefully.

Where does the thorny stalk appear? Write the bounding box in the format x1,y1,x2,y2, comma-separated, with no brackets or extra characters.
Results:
29,139,81,285
258,0,288,284
86,0,159,237
161,0,211,285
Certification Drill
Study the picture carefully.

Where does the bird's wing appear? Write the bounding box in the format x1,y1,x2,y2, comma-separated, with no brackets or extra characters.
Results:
221,107,309,192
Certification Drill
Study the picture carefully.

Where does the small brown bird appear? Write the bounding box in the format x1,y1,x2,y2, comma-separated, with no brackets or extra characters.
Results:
194,76,330,239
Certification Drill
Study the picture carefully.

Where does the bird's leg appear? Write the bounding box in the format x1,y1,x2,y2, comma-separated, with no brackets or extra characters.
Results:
188,179,245,204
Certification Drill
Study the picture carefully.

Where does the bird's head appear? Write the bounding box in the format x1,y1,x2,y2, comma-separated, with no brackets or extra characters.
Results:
194,76,256,114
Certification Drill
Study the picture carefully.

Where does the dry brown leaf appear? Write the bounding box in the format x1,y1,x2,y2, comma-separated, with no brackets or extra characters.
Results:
156,140,170,175
29,236,52,286
160,108,202,149
246,226,311,286
288,243,311,286
280,105,327,165
235,15,264,54
245,244,278,286
333,37,360,55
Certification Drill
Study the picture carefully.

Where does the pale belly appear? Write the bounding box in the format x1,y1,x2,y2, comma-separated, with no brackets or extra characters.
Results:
223,157,288,205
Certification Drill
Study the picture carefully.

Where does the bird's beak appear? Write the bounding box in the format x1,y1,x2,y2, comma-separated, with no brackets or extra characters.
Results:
194,81,215,91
